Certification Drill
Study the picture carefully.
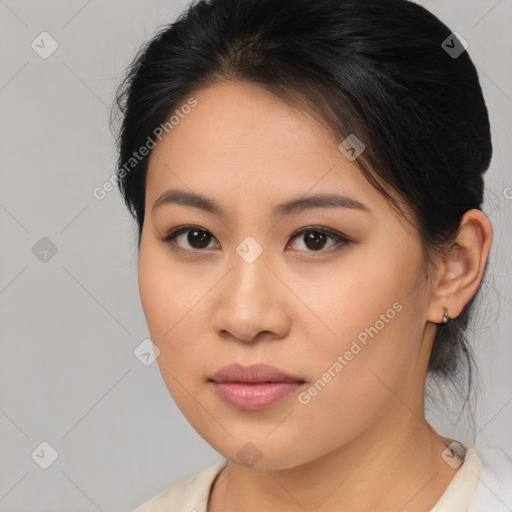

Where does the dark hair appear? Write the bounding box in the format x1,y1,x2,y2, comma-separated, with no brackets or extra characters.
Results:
113,0,492,396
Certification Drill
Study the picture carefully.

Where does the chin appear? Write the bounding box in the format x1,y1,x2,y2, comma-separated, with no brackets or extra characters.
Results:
209,436,312,471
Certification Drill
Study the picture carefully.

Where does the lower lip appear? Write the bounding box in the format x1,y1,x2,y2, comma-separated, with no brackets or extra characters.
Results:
210,381,304,410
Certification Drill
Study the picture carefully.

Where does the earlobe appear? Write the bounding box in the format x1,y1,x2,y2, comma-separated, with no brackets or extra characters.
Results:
427,209,493,324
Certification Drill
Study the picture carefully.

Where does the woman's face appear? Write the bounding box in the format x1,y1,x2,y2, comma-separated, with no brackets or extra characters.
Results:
138,81,437,469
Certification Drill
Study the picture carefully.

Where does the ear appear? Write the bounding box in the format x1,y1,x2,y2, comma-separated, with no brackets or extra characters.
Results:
427,209,493,323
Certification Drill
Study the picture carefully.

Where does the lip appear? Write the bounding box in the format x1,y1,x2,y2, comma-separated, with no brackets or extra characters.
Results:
209,363,304,383
208,363,305,411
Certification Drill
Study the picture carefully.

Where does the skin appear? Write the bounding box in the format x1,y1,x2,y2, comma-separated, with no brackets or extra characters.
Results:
138,80,493,511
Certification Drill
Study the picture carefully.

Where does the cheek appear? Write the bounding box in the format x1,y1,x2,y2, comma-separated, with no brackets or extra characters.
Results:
297,247,417,350
138,243,211,387
138,248,169,337
138,243,197,338
288,280,423,460
296,243,425,400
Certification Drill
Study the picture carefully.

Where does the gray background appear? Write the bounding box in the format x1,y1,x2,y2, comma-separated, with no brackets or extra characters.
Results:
0,0,510,510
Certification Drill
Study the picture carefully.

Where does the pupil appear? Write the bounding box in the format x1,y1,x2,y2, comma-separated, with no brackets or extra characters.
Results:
189,230,210,249
305,231,326,250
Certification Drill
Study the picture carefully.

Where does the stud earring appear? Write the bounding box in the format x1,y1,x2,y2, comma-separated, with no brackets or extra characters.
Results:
442,306,450,324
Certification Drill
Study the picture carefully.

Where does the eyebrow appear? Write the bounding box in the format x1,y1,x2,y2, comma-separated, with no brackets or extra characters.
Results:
151,189,371,218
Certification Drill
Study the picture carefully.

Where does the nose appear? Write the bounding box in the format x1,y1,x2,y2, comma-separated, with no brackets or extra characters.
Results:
210,247,291,344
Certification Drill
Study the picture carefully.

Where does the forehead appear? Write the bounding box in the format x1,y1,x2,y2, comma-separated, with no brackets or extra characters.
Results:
149,81,340,166
144,81,404,227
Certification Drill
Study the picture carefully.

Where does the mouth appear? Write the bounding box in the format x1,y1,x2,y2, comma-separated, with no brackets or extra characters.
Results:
208,379,306,384
209,380,305,383
208,363,306,410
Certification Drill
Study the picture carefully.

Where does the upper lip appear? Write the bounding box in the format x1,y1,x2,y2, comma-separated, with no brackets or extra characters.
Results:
209,363,305,383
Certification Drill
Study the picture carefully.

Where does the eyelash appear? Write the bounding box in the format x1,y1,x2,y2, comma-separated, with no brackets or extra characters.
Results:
161,224,350,254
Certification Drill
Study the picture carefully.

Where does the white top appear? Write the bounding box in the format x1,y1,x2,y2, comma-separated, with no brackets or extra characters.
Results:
133,436,512,512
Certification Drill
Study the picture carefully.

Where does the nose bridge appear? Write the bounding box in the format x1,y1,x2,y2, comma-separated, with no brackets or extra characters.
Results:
228,234,272,307
211,234,289,342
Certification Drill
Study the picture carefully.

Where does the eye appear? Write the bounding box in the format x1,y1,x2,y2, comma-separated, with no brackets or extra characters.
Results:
162,225,350,253
162,225,219,251
287,227,350,253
